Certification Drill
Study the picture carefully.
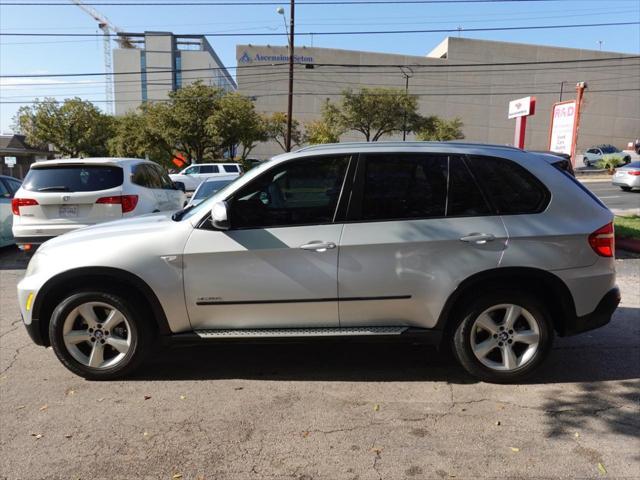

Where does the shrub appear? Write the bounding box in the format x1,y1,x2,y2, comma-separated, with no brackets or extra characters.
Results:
596,154,624,170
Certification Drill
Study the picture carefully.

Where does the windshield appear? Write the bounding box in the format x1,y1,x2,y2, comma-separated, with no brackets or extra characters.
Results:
23,165,123,192
194,179,234,200
179,160,274,222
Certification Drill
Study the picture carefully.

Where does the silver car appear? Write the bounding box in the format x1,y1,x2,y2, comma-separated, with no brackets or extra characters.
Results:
17,143,620,383
187,175,238,207
612,161,640,191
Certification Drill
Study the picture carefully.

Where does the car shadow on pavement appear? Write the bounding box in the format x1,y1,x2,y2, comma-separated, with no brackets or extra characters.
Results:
130,306,639,384
133,342,478,384
0,246,30,270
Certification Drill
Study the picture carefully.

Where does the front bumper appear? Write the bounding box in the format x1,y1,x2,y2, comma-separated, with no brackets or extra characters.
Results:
564,287,620,336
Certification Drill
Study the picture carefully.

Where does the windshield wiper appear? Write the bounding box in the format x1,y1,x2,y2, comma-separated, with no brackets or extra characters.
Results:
37,186,70,192
171,204,195,221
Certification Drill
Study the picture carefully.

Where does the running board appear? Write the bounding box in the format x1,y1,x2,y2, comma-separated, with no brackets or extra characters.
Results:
194,326,409,339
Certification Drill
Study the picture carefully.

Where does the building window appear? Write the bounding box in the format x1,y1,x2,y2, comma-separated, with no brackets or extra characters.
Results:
140,51,148,102
175,53,182,90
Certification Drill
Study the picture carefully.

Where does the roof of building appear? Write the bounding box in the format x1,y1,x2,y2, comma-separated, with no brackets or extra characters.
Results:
0,134,52,155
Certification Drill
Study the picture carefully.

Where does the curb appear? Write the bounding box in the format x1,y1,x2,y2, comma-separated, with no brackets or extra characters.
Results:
616,237,640,254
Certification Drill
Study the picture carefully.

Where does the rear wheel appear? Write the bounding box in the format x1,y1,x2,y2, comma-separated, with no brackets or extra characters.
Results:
452,291,553,383
620,186,632,192
49,291,153,380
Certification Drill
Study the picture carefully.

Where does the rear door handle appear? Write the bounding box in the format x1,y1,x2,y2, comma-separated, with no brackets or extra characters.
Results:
460,233,496,244
300,241,337,252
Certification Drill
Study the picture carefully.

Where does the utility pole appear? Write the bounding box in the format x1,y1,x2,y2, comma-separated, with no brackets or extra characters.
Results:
285,0,296,152
400,66,413,141
559,80,564,101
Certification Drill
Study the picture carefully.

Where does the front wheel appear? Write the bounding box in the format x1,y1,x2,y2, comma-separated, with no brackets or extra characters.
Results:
49,291,153,380
452,291,554,383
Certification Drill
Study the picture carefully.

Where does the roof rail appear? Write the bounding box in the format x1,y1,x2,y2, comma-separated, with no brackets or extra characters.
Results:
295,141,522,153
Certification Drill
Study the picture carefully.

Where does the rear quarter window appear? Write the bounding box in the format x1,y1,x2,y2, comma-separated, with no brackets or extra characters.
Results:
467,156,550,214
223,165,239,173
22,165,123,192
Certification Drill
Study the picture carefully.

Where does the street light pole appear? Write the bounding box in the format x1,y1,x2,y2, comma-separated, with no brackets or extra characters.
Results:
285,0,295,152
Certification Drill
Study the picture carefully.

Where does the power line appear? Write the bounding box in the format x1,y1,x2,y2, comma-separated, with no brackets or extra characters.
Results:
0,21,638,37
1,0,630,5
2,55,638,78
1,87,637,104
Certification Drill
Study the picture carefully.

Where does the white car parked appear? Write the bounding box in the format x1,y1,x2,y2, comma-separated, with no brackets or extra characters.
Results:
12,158,186,249
169,163,242,191
186,175,238,207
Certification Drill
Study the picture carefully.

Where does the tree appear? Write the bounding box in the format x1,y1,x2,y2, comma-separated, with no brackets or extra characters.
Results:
328,88,419,142
107,108,173,165
12,98,114,157
303,100,345,145
415,117,465,141
206,93,267,161
146,81,225,164
263,112,302,151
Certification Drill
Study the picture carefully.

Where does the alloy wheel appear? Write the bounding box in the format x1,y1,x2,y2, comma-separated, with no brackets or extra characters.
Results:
62,301,133,369
470,303,540,371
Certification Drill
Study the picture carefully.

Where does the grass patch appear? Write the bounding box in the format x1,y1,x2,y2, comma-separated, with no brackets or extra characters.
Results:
615,215,640,239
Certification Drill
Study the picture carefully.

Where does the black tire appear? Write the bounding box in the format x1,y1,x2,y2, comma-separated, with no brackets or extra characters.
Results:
452,290,554,383
49,291,154,380
620,186,632,192
583,159,590,167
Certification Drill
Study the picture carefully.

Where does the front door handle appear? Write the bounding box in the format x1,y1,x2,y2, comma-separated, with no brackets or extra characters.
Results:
300,241,337,252
460,233,496,244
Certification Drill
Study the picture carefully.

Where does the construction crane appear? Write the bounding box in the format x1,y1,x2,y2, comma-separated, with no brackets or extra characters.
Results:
70,0,132,115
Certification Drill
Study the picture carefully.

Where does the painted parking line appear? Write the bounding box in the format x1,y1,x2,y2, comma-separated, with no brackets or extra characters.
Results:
598,196,622,199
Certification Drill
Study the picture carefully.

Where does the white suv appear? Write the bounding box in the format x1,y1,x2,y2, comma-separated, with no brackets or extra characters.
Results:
12,158,186,249
169,163,242,191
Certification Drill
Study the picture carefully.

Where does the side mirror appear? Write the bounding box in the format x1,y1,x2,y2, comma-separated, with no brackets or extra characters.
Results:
174,181,186,192
211,201,229,230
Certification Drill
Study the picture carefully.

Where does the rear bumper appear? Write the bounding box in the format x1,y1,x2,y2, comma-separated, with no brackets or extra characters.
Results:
564,287,620,336
14,236,55,246
13,224,90,245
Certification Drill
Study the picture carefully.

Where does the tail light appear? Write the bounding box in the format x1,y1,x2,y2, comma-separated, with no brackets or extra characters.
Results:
11,198,39,216
96,195,139,213
628,170,640,176
588,222,614,257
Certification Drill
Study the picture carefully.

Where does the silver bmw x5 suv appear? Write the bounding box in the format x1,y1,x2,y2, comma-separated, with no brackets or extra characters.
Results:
18,142,620,383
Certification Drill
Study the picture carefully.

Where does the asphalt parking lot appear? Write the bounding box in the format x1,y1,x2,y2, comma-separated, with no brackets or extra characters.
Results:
581,179,640,215
0,247,638,479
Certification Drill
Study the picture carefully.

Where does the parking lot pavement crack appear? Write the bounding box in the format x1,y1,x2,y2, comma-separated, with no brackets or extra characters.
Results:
0,318,24,339
0,341,32,375
370,437,383,480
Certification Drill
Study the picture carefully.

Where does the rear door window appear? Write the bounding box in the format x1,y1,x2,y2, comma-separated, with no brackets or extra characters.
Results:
151,164,176,189
22,165,123,192
6,178,22,195
360,154,448,221
0,181,10,199
467,156,549,214
199,165,219,174
447,156,492,216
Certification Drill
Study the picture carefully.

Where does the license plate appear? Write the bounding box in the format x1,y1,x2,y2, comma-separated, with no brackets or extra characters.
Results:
59,205,79,218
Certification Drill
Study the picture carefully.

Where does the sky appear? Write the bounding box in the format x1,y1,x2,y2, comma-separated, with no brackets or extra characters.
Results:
1,0,639,132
